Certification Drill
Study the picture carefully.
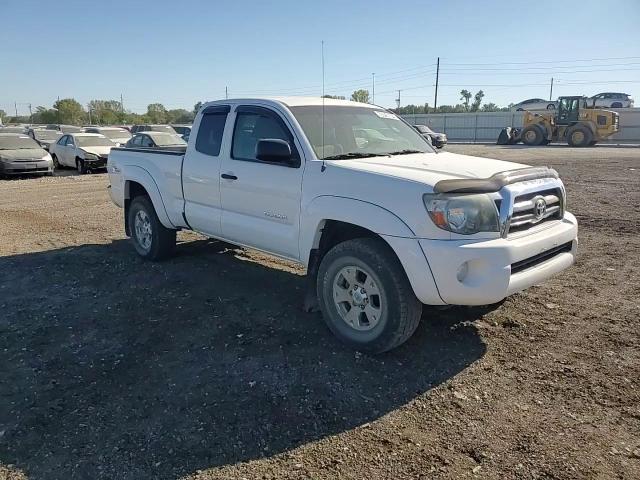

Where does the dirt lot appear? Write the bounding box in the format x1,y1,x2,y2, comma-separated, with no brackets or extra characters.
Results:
1,145,639,480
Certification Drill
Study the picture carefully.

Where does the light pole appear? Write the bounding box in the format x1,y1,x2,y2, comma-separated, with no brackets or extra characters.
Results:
372,73,375,104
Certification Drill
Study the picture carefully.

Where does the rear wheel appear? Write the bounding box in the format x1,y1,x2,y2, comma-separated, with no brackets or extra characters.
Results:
128,196,176,260
51,154,60,169
546,103,555,110
317,237,422,353
567,125,593,147
521,125,545,146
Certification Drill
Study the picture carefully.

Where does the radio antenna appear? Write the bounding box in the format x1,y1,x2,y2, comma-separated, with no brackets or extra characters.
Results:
321,40,326,172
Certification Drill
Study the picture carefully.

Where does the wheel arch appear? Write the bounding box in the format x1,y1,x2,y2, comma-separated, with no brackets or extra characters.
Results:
301,196,445,306
122,167,175,235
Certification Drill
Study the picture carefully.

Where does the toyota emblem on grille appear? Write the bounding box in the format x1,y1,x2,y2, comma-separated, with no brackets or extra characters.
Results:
534,197,547,219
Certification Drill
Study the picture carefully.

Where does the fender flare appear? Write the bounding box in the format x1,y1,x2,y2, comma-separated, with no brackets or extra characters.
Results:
300,195,445,305
123,165,175,229
300,195,416,259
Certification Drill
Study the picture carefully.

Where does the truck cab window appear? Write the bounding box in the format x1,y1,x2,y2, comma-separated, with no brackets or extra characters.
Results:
195,113,227,156
232,111,294,161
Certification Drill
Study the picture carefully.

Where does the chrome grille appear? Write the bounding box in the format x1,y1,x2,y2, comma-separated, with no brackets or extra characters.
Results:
497,177,566,238
509,189,562,234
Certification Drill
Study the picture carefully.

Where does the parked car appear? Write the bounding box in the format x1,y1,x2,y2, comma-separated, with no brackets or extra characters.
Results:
49,133,115,174
27,128,63,151
0,133,53,176
589,92,634,109
130,124,177,134
84,127,132,146
0,126,28,134
414,124,447,148
58,125,84,133
171,124,192,141
108,97,577,353
125,132,187,150
511,98,557,111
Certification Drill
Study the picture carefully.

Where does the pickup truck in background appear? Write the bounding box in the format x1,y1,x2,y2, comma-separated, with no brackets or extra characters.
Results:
107,97,578,353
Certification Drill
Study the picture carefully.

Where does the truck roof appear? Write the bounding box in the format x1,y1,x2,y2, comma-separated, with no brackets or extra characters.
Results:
206,97,377,109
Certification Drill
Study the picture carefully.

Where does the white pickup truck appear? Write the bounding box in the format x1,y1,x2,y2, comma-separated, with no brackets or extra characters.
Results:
107,97,578,353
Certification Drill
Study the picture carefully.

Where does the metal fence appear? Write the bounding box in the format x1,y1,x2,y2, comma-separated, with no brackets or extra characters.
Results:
401,108,640,143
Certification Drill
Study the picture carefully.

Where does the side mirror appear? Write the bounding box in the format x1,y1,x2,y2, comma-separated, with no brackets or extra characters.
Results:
256,138,294,165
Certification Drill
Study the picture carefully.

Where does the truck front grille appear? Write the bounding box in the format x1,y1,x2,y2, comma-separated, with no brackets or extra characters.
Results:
508,188,563,235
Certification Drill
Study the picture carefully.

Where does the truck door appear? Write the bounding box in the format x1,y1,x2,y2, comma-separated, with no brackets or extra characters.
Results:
219,105,304,260
181,105,230,237
557,98,579,125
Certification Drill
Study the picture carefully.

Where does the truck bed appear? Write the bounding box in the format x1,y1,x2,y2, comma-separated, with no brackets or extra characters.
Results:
108,147,187,229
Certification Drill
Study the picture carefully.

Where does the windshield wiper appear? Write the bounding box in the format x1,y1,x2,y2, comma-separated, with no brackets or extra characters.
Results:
383,149,424,156
322,152,390,160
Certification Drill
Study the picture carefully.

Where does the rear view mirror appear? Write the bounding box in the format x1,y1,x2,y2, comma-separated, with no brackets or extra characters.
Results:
256,138,294,165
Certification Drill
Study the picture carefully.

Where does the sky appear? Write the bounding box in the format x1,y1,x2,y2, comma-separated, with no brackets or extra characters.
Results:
1,0,639,115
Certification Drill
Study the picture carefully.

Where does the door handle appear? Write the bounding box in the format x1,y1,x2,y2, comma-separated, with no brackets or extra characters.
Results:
221,173,238,180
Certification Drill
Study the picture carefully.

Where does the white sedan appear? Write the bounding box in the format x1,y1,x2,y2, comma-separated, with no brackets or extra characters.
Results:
511,98,557,111
49,133,115,174
84,127,132,146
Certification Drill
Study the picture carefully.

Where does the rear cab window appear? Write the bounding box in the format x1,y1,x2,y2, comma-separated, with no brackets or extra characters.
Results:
195,105,230,157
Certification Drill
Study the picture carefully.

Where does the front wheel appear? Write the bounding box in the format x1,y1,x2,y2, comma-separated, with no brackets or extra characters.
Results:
76,158,87,174
128,196,176,260
521,125,545,146
317,237,422,353
51,154,60,169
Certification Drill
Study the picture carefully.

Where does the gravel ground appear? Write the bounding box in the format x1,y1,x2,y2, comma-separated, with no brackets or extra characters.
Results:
0,145,639,480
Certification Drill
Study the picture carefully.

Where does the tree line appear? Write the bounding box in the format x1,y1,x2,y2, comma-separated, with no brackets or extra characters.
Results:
0,99,199,125
1,89,513,125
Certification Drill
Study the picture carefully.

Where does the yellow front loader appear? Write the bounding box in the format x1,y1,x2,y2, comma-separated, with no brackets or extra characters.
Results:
521,96,619,147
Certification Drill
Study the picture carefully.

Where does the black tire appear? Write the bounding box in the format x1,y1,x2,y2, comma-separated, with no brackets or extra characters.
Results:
521,125,545,146
316,237,422,353
516,108,523,111
546,103,556,110
51,154,60,169
76,158,87,174
567,125,593,147
611,102,622,108
128,195,176,260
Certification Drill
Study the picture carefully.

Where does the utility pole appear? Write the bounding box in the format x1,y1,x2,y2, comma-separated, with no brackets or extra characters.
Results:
28,104,33,123
14,102,18,117
434,57,440,113
120,93,124,113
396,90,401,110
549,77,554,101
225,86,228,99
57,96,60,124
88,108,92,125
372,73,375,104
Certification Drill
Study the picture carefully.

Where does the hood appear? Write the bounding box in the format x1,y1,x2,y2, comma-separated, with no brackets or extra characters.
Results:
327,152,528,187
0,148,49,161
81,146,113,156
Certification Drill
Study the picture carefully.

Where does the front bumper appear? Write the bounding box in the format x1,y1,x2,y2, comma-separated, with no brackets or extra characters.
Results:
84,156,108,169
0,160,53,175
417,212,578,305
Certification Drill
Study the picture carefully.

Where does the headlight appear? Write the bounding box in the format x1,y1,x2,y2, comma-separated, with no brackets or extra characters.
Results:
83,152,98,160
423,193,499,235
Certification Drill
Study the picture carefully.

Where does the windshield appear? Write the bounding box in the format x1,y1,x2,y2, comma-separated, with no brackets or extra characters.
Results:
289,105,433,159
32,130,62,141
152,133,186,146
76,136,115,147
101,129,132,140
0,136,41,150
